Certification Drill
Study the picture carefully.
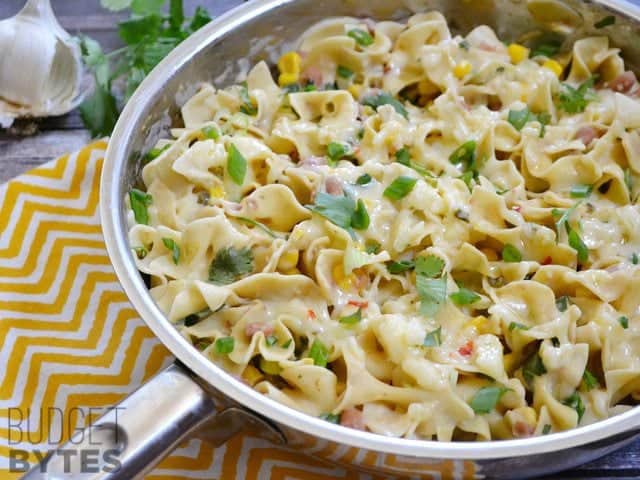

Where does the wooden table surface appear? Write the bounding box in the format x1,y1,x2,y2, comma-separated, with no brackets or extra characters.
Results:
1,1,640,479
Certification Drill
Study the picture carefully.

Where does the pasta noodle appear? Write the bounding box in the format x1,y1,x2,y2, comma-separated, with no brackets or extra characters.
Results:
126,13,640,441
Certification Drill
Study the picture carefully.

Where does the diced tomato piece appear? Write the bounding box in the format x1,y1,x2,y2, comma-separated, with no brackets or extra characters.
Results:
307,309,317,321
348,300,369,309
458,340,474,357
542,256,553,265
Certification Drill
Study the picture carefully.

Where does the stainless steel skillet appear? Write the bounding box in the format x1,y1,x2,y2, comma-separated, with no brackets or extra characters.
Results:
23,0,640,478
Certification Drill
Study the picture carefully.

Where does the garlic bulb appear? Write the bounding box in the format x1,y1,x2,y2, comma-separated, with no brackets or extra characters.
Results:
0,0,87,128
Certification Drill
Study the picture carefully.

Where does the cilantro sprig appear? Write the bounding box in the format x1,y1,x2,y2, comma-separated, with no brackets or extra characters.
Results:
307,192,370,235
414,255,447,316
208,246,254,285
81,0,212,137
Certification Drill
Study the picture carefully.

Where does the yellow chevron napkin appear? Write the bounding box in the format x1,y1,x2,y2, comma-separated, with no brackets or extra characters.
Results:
0,141,394,480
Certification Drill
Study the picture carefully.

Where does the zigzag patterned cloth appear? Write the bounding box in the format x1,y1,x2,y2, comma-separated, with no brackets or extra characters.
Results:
0,141,387,480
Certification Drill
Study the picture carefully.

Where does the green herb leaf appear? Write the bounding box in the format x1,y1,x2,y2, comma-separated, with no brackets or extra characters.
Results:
227,144,247,185
449,140,476,166
470,386,509,414
415,255,445,278
339,309,362,325
551,201,582,233
144,144,170,163
327,142,349,162
337,65,354,78
551,337,561,347
387,260,415,274
632,253,639,265
618,315,629,329
235,216,278,238
537,111,551,137
625,168,634,195
308,192,355,230
508,107,532,131
239,84,257,115
319,412,341,423
265,335,279,347
364,242,380,255
351,199,370,230
202,126,220,140
450,287,480,306
542,424,552,435
523,352,547,385
563,392,585,422
356,173,372,185
509,321,530,331
594,15,615,28
384,176,418,200
79,84,119,138
530,40,561,58
309,339,329,367
183,307,212,327
362,92,408,118
208,246,254,285
417,274,448,316
459,40,470,51
423,326,442,347
570,184,592,198
162,237,180,264
129,189,152,225
348,28,374,47
568,227,589,263
282,338,293,349
133,246,148,259
556,295,571,312
395,147,411,166
214,336,235,354
582,369,599,391
558,77,598,114
502,244,522,262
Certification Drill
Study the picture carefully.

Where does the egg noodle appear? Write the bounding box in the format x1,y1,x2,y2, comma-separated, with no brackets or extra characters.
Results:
127,13,640,440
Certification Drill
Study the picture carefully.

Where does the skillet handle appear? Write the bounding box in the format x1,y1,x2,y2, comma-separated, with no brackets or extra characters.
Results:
20,362,284,480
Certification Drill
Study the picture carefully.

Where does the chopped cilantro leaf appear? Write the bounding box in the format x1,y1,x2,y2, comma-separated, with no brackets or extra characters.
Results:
570,184,593,198
509,321,530,331
618,315,629,329
339,309,362,325
556,295,571,312
208,246,254,285
582,369,599,391
423,326,442,347
337,65,354,78
319,412,341,423
563,392,585,422
558,77,598,114
387,260,415,274
470,386,509,414
362,92,408,118
417,274,447,316
309,339,329,367
523,352,547,385
449,287,480,306
567,227,589,263
415,255,445,278
356,173,372,185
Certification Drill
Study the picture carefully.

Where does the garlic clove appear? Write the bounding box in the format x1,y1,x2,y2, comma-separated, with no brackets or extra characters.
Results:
0,0,89,128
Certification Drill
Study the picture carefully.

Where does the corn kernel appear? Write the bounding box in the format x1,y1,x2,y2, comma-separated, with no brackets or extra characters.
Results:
453,61,472,79
278,250,299,271
542,59,563,78
278,72,299,87
348,83,363,99
209,185,225,199
278,52,302,87
278,51,301,75
508,43,530,64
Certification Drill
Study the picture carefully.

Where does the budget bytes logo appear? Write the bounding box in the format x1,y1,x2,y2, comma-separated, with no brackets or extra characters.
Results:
7,407,124,474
